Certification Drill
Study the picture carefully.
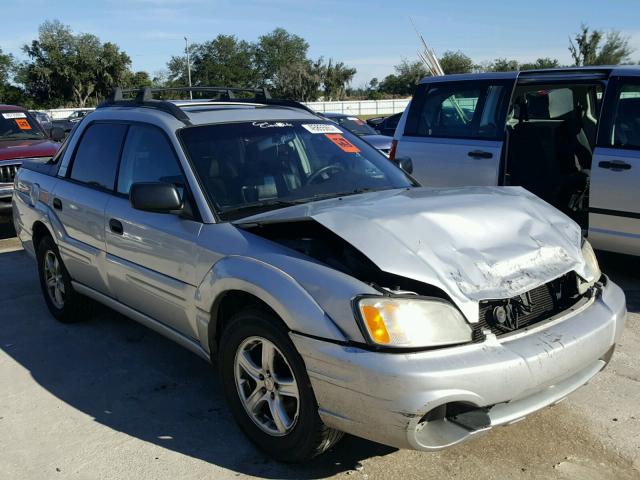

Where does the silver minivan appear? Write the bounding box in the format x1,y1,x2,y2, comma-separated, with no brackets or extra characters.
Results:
392,67,640,256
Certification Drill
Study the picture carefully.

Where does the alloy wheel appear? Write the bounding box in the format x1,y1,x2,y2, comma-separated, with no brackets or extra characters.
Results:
234,336,300,436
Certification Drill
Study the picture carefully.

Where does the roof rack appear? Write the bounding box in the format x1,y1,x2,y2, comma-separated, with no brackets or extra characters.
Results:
97,86,318,124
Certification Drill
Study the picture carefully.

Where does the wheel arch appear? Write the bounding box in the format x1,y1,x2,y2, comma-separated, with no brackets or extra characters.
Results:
32,220,53,249
196,256,347,356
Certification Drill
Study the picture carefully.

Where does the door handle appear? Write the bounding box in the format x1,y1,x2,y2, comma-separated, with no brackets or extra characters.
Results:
468,150,493,159
52,198,62,210
598,160,631,171
109,218,123,235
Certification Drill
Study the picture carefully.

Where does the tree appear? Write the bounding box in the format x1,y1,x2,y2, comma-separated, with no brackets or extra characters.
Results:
520,57,560,70
18,20,131,107
379,60,429,96
486,58,520,72
191,35,256,88
440,50,474,74
124,70,153,88
272,58,324,101
569,24,633,66
255,28,309,88
323,59,356,100
0,47,27,105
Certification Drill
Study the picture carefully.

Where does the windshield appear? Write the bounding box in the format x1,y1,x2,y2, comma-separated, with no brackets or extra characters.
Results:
330,116,378,136
0,111,46,141
180,120,412,220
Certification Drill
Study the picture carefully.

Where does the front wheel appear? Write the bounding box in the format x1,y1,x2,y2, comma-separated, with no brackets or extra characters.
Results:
219,308,343,462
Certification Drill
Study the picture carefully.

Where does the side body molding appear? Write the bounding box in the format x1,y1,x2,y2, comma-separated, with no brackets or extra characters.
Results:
194,255,348,353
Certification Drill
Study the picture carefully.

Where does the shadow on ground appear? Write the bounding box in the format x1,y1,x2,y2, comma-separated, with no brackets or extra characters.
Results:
0,250,394,479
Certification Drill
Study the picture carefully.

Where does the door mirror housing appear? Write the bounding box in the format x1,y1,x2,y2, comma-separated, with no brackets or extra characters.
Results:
130,182,183,213
395,156,413,174
49,127,65,142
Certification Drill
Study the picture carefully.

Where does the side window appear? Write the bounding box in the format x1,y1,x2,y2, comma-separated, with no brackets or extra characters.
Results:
116,124,185,195
611,82,640,150
410,83,508,140
69,123,127,190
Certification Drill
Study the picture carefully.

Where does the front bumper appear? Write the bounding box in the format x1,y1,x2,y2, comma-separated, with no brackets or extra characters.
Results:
291,278,626,451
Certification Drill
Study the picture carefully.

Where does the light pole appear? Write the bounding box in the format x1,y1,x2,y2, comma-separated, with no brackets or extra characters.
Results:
184,36,192,99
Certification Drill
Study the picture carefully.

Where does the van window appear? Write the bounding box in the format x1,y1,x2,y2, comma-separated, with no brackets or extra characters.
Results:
409,83,509,140
611,83,640,150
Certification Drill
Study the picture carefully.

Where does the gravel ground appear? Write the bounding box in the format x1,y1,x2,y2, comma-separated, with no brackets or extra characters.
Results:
0,220,638,480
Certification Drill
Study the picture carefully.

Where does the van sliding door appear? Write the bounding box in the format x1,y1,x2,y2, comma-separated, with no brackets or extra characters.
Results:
589,74,640,256
397,78,514,187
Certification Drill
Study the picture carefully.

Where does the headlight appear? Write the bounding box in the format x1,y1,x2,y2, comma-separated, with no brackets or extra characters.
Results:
357,297,472,348
581,239,601,282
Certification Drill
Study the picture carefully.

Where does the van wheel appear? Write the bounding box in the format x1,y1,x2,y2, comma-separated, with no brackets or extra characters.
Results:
36,235,92,323
219,308,343,462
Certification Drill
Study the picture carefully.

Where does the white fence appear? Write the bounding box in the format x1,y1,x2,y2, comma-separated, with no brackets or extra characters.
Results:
42,98,411,119
43,108,95,120
305,99,410,116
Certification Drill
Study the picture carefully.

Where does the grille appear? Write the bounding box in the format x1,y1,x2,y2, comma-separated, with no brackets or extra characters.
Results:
472,272,582,342
0,164,20,184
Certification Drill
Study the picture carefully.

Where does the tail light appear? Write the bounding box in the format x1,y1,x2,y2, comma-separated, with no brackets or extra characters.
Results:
388,139,398,161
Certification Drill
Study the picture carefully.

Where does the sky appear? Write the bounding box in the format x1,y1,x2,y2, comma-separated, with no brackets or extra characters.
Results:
1,0,638,87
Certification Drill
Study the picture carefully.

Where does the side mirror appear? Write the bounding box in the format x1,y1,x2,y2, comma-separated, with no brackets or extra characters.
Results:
395,156,413,174
130,182,183,213
49,127,65,142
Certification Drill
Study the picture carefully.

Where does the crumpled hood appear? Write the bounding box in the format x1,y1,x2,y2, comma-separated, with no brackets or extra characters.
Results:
237,187,591,322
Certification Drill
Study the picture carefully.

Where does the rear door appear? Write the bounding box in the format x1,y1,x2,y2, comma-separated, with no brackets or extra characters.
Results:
52,122,128,293
589,74,640,256
395,78,514,187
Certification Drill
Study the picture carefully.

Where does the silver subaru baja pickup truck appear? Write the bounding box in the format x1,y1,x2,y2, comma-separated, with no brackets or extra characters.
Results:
12,87,626,462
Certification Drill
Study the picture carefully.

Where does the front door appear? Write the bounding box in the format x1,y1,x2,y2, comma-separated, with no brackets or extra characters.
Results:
396,79,514,187
589,76,640,256
104,123,203,338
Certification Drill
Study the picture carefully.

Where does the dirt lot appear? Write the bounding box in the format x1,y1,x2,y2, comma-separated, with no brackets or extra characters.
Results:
0,220,638,480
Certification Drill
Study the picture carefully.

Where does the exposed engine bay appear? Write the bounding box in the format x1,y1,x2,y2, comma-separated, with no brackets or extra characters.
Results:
240,219,449,298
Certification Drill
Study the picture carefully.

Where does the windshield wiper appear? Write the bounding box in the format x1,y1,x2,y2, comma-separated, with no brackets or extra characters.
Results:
221,199,302,217
305,187,389,202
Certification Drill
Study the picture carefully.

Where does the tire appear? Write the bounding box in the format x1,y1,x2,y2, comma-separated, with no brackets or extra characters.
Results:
36,235,93,323
219,308,343,462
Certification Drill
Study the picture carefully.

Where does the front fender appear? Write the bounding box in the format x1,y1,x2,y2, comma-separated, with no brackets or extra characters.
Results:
194,255,348,352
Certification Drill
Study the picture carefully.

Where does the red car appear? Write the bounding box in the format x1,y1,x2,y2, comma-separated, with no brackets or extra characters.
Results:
0,105,63,215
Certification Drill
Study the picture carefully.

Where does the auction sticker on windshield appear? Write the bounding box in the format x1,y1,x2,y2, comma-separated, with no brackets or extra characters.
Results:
302,123,342,134
15,119,32,130
325,133,360,153
2,112,27,119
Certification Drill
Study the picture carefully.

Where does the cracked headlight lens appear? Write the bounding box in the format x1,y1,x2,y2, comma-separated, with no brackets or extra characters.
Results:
357,297,472,348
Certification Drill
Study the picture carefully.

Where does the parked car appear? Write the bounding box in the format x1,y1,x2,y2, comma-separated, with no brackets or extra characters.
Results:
29,111,54,132
13,86,626,462
370,112,403,136
52,109,91,133
322,112,393,156
1,105,63,215
392,66,640,256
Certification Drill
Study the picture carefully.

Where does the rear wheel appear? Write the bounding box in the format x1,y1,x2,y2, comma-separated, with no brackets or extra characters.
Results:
36,235,92,323
219,308,343,462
